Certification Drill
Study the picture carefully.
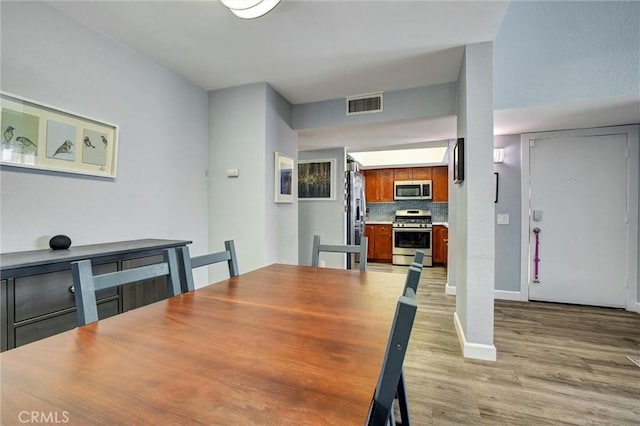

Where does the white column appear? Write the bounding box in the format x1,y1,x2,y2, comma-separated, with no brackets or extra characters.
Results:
453,42,496,360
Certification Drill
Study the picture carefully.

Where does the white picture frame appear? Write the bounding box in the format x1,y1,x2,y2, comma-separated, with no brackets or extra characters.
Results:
1,92,118,178
298,158,336,201
274,152,294,203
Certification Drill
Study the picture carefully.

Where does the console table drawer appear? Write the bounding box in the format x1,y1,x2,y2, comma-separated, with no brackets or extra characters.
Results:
14,299,119,347
14,263,118,322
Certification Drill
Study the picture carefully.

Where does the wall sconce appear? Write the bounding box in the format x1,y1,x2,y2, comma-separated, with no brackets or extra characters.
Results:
493,148,505,163
220,0,281,19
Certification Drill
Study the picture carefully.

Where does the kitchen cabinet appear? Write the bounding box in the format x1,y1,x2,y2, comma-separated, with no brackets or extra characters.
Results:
432,166,448,202
433,225,448,266
365,224,392,262
393,167,432,181
365,225,375,260
0,239,190,352
364,169,394,202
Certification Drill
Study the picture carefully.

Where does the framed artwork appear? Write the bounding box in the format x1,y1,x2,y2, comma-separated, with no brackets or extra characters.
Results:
274,152,294,203
453,137,464,184
298,159,336,200
1,92,118,178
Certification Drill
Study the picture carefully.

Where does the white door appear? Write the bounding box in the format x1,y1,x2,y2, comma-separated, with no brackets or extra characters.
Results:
528,133,628,307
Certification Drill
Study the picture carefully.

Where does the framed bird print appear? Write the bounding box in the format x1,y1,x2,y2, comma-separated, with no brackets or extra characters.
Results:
0,92,118,178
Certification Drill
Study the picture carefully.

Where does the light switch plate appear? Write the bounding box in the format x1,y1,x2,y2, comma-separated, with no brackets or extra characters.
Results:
533,210,542,221
497,214,510,225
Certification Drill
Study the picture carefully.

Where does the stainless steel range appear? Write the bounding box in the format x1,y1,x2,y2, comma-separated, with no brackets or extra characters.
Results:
392,209,433,266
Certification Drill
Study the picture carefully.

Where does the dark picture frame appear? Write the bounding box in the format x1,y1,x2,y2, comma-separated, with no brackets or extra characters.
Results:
453,137,464,184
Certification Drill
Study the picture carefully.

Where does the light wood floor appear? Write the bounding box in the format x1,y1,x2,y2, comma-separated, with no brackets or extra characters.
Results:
367,263,640,425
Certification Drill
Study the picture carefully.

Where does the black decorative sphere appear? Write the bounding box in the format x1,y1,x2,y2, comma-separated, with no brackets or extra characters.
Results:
49,235,72,250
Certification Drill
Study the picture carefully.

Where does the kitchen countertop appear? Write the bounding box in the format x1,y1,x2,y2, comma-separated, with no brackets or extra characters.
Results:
432,222,449,228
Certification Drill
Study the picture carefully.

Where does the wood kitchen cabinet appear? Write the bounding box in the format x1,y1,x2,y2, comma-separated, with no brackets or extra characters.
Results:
0,239,190,352
393,167,432,181
365,224,392,262
364,169,394,202
432,166,448,202
365,225,375,260
433,225,448,266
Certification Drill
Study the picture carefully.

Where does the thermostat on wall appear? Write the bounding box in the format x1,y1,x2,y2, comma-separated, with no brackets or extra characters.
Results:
226,169,239,178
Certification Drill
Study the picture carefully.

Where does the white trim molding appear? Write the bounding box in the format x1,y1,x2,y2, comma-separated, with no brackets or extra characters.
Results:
445,283,456,295
445,285,527,301
494,289,526,301
454,312,497,361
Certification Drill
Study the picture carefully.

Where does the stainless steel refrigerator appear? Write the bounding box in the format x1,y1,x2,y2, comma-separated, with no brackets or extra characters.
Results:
346,166,366,269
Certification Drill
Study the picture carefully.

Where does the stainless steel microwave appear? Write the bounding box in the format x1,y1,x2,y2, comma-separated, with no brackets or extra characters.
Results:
394,180,432,200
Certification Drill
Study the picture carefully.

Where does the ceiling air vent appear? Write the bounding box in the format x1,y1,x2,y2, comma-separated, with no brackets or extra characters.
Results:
346,92,383,116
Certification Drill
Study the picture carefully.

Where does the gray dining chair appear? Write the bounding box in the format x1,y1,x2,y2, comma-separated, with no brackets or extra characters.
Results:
411,250,425,268
367,287,417,426
403,264,422,296
71,248,181,326
311,235,368,271
403,250,425,295
178,240,239,292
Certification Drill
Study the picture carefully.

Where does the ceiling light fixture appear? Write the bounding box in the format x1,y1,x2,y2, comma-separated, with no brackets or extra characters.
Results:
220,0,281,19
349,147,449,168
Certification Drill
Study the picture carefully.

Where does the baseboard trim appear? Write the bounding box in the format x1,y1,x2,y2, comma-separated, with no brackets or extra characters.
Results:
494,290,524,301
630,302,640,314
446,286,524,301
453,312,497,361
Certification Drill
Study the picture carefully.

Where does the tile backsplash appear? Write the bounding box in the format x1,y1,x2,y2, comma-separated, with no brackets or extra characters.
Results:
367,201,448,223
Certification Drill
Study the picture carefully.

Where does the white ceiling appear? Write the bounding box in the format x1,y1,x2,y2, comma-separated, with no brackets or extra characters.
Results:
50,0,509,104
49,1,639,154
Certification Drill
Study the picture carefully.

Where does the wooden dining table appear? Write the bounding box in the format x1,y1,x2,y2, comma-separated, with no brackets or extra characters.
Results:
0,264,405,425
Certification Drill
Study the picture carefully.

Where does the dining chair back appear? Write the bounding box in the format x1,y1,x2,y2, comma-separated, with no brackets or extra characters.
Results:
179,240,239,292
311,235,368,271
411,250,425,268
403,264,422,295
71,248,181,326
367,287,418,426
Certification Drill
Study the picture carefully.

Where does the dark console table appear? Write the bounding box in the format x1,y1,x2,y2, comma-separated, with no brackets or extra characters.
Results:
0,239,191,352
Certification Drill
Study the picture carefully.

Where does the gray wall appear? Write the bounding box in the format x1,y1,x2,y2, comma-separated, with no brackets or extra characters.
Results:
494,135,521,292
0,2,209,287
292,83,457,130
209,82,298,284
209,83,267,282
265,85,299,265
298,148,346,268
494,1,640,109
